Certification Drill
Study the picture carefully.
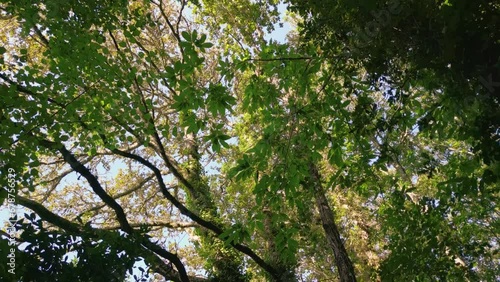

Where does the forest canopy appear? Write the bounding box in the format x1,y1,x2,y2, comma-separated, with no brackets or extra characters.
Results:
0,0,498,281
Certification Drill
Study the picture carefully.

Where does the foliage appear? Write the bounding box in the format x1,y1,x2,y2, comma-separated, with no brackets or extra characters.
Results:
13,213,145,282
288,0,500,164
0,0,498,281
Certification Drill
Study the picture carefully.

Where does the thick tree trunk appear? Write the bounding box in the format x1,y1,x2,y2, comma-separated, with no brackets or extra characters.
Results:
185,132,246,281
309,164,357,282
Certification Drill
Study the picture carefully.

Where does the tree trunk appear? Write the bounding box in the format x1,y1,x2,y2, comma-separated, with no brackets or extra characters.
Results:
309,164,357,282
185,131,246,281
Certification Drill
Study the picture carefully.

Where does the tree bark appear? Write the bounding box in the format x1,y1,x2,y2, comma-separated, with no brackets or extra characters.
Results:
262,207,296,282
185,131,247,282
309,164,357,282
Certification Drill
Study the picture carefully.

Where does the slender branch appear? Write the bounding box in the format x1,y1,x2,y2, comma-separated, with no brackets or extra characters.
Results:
176,0,186,34
153,0,185,80
140,240,205,282
75,174,155,220
100,221,197,230
156,0,181,43
129,81,192,197
112,148,220,231
109,30,121,52
33,25,50,47
39,168,73,202
134,38,177,95
245,56,314,63
0,73,65,107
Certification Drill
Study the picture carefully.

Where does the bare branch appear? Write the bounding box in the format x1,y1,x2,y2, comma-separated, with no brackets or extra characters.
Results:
33,25,49,47
155,0,181,43
176,0,186,34
74,174,155,220
100,221,197,230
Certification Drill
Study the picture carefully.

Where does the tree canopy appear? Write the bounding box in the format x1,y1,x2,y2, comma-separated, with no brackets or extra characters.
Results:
0,0,498,281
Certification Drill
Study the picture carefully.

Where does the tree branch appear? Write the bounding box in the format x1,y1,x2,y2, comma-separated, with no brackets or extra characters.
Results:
245,56,314,63
100,221,197,230
17,195,195,282
35,138,191,281
112,148,281,280
155,0,181,43
17,195,82,233
0,73,65,107
309,163,357,282
33,25,50,47
74,174,155,220
37,139,134,234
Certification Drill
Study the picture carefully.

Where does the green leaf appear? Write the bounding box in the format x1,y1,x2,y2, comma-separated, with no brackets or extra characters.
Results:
198,34,207,44
181,31,191,42
211,140,221,152
201,42,213,49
